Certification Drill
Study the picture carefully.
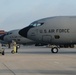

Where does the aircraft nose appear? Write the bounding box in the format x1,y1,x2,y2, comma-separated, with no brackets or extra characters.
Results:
0,34,5,40
19,26,33,38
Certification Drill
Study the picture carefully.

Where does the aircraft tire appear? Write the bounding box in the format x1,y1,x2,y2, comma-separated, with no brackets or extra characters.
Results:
51,47,58,53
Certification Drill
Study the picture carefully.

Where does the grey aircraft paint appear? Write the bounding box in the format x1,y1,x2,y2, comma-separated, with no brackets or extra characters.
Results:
0,29,35,44
19,16,76,45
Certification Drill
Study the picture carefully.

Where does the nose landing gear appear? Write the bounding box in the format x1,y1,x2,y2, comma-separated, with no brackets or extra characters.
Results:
51,47,58,53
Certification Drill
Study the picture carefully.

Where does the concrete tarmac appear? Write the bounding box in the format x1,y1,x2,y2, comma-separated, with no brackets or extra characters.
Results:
0,45,76,75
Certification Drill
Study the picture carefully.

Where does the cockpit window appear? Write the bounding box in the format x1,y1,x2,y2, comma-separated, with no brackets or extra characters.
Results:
33,23,37,27
6,32,12,35
30,22,44,27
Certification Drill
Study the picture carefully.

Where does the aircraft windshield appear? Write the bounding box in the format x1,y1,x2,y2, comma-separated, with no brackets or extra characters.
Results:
30,22,44,27
6,32,12,35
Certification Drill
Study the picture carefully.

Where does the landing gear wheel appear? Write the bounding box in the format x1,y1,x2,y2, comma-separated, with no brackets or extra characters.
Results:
51,47,58,53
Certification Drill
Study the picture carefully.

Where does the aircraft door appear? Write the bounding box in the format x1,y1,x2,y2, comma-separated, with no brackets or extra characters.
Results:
42,35,52,43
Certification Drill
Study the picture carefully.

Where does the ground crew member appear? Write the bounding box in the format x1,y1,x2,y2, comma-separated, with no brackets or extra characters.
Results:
11,40,17,53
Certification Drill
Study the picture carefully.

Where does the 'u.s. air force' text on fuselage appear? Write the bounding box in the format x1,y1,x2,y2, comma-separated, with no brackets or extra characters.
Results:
39,29,70,33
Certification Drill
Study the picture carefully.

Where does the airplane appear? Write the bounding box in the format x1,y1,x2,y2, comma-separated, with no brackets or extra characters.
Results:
19,16,76,53
0,29,35,48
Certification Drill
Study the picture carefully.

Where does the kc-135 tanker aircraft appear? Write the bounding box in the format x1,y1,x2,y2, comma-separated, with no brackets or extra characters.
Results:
19,16,76,53
0,29,35,48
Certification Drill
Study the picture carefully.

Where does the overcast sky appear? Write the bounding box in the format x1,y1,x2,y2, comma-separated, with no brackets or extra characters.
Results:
0,0,76,31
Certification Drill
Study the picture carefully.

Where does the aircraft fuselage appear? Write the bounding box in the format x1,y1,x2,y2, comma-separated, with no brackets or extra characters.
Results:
19,16,76,45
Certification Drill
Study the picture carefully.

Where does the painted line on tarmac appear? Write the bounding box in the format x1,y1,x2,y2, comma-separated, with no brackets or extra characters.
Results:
2,63,16,75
